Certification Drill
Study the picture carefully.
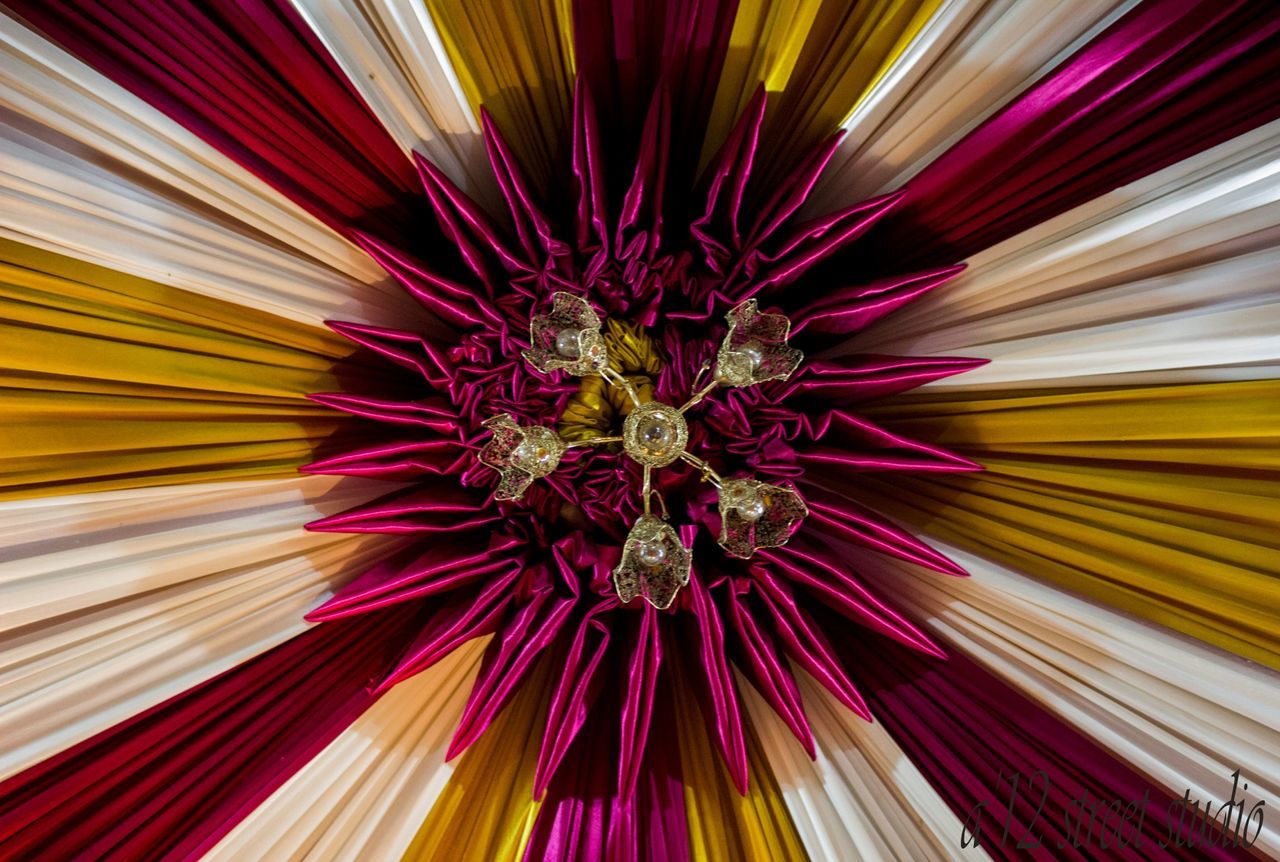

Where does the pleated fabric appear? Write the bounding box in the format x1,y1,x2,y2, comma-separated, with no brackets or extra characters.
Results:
862,544,1280,858
0,241,374,498
287,0,498,210
5,0,422,243
422,0,575,198
700,0,942,181
745,672,984,860
862,381,1280,668
862,118,1280,387
0,476,389,778
206,639,485,861
0,607,423,860
0,10,381,294
812,0,1139,212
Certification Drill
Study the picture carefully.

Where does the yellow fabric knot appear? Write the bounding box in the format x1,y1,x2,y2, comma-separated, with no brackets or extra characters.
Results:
558,319,662,442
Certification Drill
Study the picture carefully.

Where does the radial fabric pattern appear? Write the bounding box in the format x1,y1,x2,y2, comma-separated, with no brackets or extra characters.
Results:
0,1,1277,861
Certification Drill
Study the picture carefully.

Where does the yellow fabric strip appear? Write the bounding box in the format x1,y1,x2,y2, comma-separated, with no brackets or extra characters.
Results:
422,0,575,197
673,663,809,861
863,380,1280,669
0,239,355,499
401,659,546,862
701,0,940,176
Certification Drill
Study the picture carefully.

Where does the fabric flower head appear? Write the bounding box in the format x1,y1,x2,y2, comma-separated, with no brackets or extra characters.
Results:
303,82,982,798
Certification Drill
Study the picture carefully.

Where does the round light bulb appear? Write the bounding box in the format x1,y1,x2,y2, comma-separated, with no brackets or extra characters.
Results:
737,495,767,522
636,539,668,567
555,328,581,358
738,340,765,371
637,415,674,454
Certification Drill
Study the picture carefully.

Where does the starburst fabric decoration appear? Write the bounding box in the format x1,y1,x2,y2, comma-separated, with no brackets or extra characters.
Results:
0,1,1278,860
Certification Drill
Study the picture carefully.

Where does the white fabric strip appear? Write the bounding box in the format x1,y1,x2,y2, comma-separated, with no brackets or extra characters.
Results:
810,0,1139,214
0,477,390,778
861,546,1280,859
289,0,499,212
205,638,485,862
858,120,1280,387
744,670,987,861
0,13,415,326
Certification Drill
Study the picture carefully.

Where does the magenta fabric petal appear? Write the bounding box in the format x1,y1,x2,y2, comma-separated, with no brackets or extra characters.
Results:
535,604,615,798
802,486,970,577
761,540,946,659
306,393,460,434
324,321,454,387
794,411,982,473
682,572,749,793
792,264,966,336
306,534,522,621
304,483,495,534
692,86,768,272
789,355,989,404
447,585,577,759
725,581,815,756
616,605,663,800
300,438,465,480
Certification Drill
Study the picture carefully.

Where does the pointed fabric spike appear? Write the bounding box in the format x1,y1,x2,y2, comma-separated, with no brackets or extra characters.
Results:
376,572,523,691
571,78,610,261
682,572,749,794
304,482,495,534
725,582,815,757
350,230,501,330
747,130,847,249
300,438,464,480
793,265,967,337
616,605,663,802
305,534,521,621
788,355,990,405
447,587,577,760
691,85,767,272
744,190,907,297
0,607,420,860
413,150,529,290
615,84,671,271
751,572,871,721
534,604,614,798
324,320,453,387
306,394,460,434
793,412,982,474
760,539,946,660
480,109,567,261
800,487,969,578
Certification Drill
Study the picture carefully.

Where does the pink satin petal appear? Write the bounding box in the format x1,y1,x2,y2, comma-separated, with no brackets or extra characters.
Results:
481,108,569,261
300,439,465,479
323,320,453,386
304,482,494,534
616,605,663,801
682,572,748,793
306,535,521,622
795,411,981,473
793,265,966,336
801,487,968,577
306,393,460,434
535,606,614,798
762,538,945,658
692,86,767,270
447,589,577,758
751,572,871,721
726,582,814,756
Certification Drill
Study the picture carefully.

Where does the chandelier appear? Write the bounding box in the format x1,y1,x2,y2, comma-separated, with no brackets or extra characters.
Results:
479,293,810,609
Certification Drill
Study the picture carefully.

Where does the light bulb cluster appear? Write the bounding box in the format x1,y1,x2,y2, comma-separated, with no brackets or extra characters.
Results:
479,293,809,609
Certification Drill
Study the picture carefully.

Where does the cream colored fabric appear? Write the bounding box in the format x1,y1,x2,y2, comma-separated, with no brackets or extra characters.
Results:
860,120,1280,387
206,639,485,862
287,0,499,211
0,13,414,326
862,545,1280,858
0,477,390,778
745,670,988,861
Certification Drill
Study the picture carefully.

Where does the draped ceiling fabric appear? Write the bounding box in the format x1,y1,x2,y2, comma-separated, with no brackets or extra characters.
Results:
0,0,1277,860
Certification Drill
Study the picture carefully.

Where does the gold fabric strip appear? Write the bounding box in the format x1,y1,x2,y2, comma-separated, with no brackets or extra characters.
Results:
701,0,941,176
422,0,575,197
0,240,354,499
863,380,1280,668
